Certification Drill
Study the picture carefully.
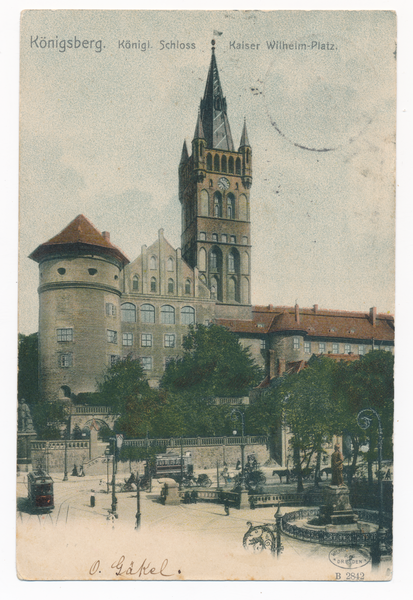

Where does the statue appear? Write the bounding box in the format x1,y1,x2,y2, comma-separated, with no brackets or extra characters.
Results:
18,398,35,433
331,444,344,486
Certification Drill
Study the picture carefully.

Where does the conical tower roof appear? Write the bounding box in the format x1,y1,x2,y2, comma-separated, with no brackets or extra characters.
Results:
193,110,205,140
29,214,129,265
239,118,250,148
200,42,234,151
180,140,189,164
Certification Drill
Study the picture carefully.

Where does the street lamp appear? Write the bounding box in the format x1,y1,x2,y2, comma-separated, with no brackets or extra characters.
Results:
135,474,141,530
231,409,246,490
357,408,387,558
63,425,68,481
109,434,123,518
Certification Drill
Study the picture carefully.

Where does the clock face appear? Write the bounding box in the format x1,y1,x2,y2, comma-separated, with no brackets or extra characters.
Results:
218,177,230,191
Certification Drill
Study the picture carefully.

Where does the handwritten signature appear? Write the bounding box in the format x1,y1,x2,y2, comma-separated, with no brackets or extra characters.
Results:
89,556,175,578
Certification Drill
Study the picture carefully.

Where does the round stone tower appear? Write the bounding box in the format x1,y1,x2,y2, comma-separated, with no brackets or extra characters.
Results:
29,214,129,402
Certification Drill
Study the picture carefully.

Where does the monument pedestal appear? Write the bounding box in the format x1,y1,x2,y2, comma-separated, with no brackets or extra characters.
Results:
321,485,358,525
239,489,250,510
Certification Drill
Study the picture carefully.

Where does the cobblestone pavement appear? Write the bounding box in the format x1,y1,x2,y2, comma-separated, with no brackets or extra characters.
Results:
16,471,392,582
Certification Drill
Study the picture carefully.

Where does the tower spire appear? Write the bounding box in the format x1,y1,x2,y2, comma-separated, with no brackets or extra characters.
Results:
239,117,250,148
200,41,234,151
193,109,205,140
180,140,189,164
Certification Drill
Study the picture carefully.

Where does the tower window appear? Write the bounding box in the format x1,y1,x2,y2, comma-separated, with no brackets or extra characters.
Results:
227,193,235,219
228,156,234,174
228,252,236,273
132,275,139,291
150,256,157,270
185,279,191,295
293,337,299,350
123,333,133,346
230,236,236,244
161,305,175,324
213,191,222,217
88,268,97,276
141,304,155,323
222,234,227,243
57,268,66,275
242,236,248,245
210,250,218,270
168,279,174,294
106,303,116,317
164,334,175,348
60,353,73,368
207,154,212,170
199,232,206,241
235,157,241,175
121,302,136,323
212,233,218,242
141,333,152,347
181,306,195,325
221,155,227,173
150,277,157,292
57,328,73,342
214,154,220,171
107,330,118,344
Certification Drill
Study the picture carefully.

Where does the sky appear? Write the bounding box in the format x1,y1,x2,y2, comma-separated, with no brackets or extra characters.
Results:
17,9,397,334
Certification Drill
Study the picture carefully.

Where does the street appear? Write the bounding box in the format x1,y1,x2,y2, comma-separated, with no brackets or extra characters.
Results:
16,469,391,581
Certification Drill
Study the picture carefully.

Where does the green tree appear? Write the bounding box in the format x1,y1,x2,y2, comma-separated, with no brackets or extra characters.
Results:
30,400,70,440
98,356,164,438
159,324,263,437
18,333,39,404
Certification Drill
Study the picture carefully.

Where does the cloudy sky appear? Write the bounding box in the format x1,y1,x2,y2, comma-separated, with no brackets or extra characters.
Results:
19,10,396,334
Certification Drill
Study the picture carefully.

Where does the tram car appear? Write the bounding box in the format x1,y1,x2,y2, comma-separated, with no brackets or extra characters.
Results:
27,469,54,511
154,451,193,480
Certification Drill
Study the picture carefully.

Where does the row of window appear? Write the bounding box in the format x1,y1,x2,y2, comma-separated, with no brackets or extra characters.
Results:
206,153,243,174
148,256,176,271
292,337,392,355
56,267,119,281
123,332,177,348
131,275,192,294
108,355,173,371
122,304,195,324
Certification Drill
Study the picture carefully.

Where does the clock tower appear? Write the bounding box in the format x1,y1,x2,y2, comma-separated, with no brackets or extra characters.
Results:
179,41,252,315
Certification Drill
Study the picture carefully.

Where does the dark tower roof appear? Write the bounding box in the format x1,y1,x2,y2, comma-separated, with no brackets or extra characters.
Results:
29,214,130,265
200,42,235,151
180,140,189,164
193,110,205,140
239,118,250,148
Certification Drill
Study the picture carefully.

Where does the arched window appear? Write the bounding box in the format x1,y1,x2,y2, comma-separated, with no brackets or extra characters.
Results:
242,251,250,274
198,247,207,271
246,149,250,164
207,154,212,170
168,278,174,294
228,156,234,174
185,279,191,294
150,277,157,293
228,277,236,302
235,157,241,175
210,250,218,270
161,305,175,324
150,256,157,270
141,304,155,323
212,233,218,242
214,154,220,171
121,302,136,322
213,191,222,218
167,257,174,272
181,306,195,325
210,277,218,300
227,193,235,219
228,253,235,273
132,275,139,291
61,385,71,399
221,155,227,173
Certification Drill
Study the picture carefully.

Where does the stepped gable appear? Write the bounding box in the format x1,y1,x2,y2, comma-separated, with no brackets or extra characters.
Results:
216,304,394,341
29,214,130,265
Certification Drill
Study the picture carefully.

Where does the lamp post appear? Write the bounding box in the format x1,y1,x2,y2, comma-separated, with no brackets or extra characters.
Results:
109,435,123,518
231,408,246,490
179,437,184,491
135,474,141,530
357,408,387,559
63,425,68,481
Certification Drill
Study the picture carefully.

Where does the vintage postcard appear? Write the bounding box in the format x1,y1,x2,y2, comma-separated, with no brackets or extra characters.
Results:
17,9,396,582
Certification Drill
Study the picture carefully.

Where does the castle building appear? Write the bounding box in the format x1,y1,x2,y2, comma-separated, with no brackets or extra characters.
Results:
29,43,394,404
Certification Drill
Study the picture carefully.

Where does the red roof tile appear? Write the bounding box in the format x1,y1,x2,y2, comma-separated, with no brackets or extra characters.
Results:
29,214,129,265
216,305,394,342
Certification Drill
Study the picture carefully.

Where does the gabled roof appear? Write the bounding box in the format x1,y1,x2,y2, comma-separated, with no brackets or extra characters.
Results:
29,214,129,265
216,305,394,342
